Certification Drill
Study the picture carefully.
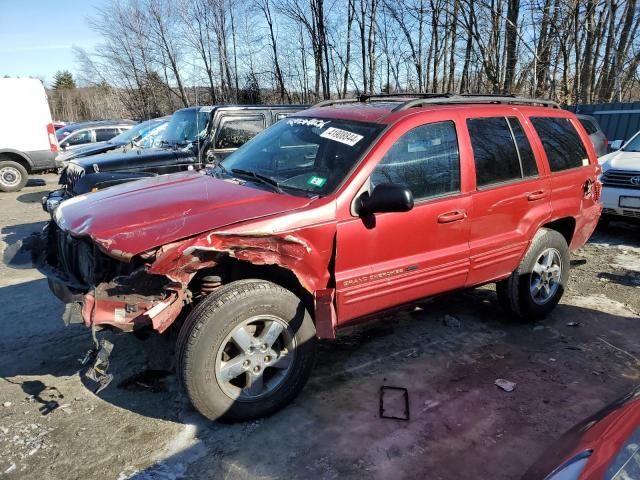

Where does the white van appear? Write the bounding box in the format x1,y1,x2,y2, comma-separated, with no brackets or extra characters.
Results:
0,78,58,192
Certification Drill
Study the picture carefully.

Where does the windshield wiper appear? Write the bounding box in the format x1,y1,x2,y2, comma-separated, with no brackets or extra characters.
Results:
231,168,285,194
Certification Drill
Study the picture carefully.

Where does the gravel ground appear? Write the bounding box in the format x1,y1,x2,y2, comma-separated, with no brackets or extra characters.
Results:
1,173,640,480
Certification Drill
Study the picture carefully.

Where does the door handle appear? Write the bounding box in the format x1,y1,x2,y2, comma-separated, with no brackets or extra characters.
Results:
527,190,547,201
438,209,467,223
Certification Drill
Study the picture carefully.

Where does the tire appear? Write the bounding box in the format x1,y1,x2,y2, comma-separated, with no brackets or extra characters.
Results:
496,228,570,321
177,279,317,422
0,160,28,192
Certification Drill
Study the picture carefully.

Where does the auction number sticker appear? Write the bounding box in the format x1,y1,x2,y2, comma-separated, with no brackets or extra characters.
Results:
320,127,363,146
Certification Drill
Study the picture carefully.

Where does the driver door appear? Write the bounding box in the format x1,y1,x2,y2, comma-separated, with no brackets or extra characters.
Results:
334,120,472,323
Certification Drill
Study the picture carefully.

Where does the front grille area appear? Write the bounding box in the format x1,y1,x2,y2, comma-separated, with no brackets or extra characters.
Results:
601,207,640,218
45,223,109,288
63,164,85,192
601,170,640,189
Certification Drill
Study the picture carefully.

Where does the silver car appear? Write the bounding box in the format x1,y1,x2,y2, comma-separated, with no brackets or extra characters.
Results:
577,114,609,157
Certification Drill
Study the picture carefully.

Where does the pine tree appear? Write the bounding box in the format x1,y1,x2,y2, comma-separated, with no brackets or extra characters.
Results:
52,70,76,90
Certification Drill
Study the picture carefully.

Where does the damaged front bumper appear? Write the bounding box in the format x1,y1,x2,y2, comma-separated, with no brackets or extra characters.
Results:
32,223,185,333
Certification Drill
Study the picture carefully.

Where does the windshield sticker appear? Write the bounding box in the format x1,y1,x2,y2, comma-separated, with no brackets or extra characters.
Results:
307,176,327,188
199,106,214,113
287,118,331,129
319,127,364,147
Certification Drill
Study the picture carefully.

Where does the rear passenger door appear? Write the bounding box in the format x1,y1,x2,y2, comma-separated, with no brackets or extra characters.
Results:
528,116,600,248
464,115,552,286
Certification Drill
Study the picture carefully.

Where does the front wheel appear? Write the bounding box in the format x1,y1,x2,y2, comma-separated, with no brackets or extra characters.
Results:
177,279,317,422
497,228,570,320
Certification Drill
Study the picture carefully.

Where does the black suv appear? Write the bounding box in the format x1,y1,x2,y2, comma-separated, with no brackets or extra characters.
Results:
43,104,306,212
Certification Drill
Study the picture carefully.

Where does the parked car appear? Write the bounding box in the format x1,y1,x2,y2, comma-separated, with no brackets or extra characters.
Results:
522,385,640,479
55,116,170,167
577,114,609,157
42,104,306,212
34,94,601,422
0,78,58,192
55,120,136,152
598,129,640,222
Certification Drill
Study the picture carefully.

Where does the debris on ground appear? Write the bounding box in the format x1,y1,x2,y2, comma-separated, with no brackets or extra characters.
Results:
380,386,410,420
443,314,461,328
495,379,516,392
3,402,11,408
533,325,545,331
567,322,581,327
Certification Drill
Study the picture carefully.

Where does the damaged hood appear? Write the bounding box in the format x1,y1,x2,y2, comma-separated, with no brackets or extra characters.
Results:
54,171,313,258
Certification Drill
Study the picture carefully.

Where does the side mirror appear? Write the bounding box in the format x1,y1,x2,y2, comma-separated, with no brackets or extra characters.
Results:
60,142,68,150
358,183,414,215
610,140,623,151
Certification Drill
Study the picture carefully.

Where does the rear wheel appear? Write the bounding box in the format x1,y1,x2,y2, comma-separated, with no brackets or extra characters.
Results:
0,160,28,192
177,279,317,422
497,228,570,320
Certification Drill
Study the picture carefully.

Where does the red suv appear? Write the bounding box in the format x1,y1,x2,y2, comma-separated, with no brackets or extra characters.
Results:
35,94,602,421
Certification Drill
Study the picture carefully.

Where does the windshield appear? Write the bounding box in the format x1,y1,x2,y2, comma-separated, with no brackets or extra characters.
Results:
110,118,166,145
623,132,640,152
161,107,211,147
219,117,384,196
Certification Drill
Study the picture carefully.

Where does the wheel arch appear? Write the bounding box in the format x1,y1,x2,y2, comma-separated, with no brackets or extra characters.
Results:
0,150,33,173
192,258,316,322
541,217,576,246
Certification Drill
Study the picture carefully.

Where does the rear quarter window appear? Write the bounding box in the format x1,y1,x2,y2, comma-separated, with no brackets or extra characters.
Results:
530,117,588,171
579,118,597,135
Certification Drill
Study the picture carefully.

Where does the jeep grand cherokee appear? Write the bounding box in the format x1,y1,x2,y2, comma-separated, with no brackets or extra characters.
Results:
34,94,602,421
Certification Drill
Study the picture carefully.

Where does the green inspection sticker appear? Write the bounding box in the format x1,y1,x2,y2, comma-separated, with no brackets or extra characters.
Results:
307,176,327,188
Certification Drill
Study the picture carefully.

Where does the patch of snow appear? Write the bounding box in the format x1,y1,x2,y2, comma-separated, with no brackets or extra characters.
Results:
117,413,207,480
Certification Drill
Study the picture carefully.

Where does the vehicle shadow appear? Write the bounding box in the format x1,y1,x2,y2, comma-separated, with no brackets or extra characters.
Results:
1,221,47,269
26,178,47,187
2,279,639,424
16,191,49,204
120,290,640,479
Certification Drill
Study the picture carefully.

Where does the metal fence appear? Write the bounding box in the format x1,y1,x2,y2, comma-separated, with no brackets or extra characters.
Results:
566,102,640,143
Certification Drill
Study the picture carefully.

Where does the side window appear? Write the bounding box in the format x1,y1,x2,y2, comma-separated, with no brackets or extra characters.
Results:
468,117,521,187
95,128,120,142
65,130,92,146
371,121,460,201
530,117,588,171
507,117,538,178
215,116,265,150
578,118,597,135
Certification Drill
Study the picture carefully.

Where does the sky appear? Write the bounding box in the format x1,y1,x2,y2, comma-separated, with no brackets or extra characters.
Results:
0,0,102,86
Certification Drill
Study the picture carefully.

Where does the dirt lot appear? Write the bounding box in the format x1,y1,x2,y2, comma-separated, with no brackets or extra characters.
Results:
1,174,640,480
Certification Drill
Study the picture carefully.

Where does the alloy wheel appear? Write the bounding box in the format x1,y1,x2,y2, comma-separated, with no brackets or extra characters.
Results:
530,248,562,305
215,315,296,401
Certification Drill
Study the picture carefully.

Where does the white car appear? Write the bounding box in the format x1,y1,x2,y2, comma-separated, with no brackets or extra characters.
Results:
0,78,59,192
599,131,640,221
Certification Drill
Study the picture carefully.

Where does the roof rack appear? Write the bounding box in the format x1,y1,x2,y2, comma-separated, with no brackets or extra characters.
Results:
314,93,452,108
313,93,559,110
392,94,560,111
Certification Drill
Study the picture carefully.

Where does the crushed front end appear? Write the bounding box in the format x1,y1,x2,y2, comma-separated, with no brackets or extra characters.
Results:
32,220,185,333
